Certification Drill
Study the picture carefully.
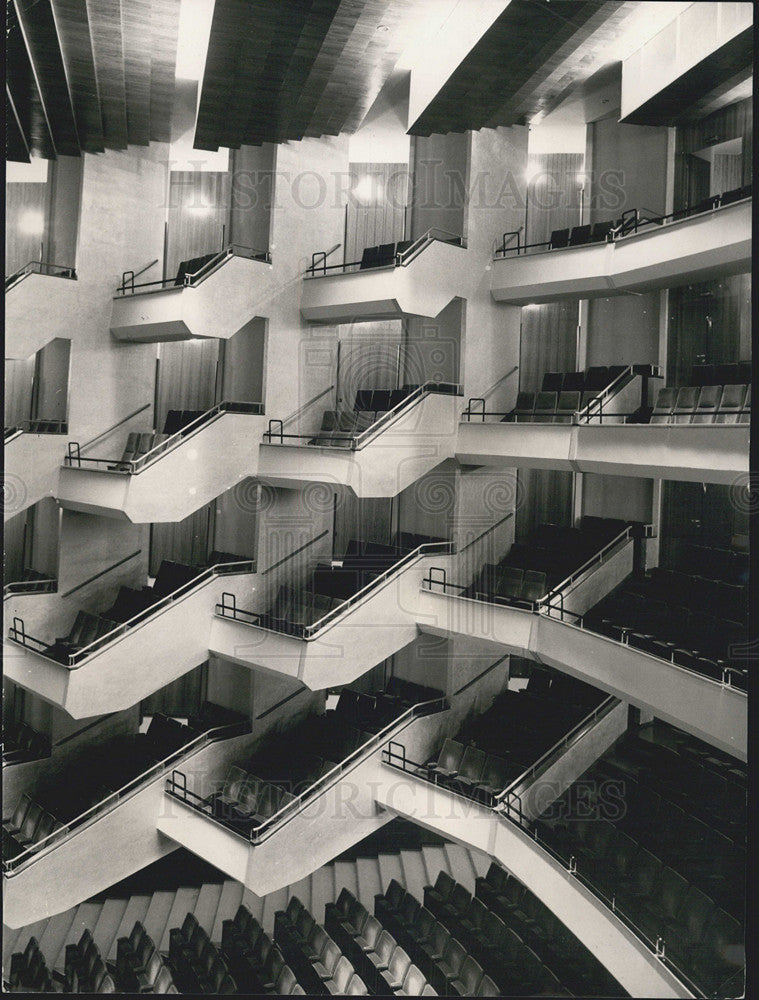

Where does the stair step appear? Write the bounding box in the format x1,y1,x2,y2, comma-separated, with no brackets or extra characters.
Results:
468,846,492,880
91,897,129,961
159,887,200,953
287,876,313,918
141,892,175,952
8,917,51,973
354,856,381,909
241,887,265,928
59,902,103,969
108,894,152,961
2,925,25,971
260,886,289,936
192,883,224,937
211,882,245,944
37,909,76,972
309,865,335,927
376,852,404,897
331,860,358,900
420,845,447,887
398,850,428,901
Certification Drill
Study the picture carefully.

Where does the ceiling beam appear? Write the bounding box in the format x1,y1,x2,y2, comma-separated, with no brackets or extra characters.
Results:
50,0,106,153
6,5,57,159
85,0,129,149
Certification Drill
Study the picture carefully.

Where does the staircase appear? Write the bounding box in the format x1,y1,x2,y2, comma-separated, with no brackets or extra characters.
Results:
3,841,490,980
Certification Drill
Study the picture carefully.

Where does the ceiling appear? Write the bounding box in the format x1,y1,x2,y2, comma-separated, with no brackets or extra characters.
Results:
7,0,181,161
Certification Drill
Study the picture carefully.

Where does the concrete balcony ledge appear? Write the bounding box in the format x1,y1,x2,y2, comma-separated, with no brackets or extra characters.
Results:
57,404,267,522
456,420,749,485
300,235,472,323
3,432,67,522
5,267,79,359
491,200,750,304
110,252,274,342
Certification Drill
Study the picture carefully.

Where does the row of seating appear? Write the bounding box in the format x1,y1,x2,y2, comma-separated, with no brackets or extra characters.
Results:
254,535,446,636
358,240,415,269
473,865,626,996
7,937,55,992
409,671,603,806
39,560,200,662
651,384,750,424
168,911,236,993
221,904,305,994
689,361,752,386
2,794,63,863
583,569,748,689
666,539,749,586
326,889,447,995
534,725,745,994
2,719,51,764
275,897,370,994
65,928,116,992
116,921,178,992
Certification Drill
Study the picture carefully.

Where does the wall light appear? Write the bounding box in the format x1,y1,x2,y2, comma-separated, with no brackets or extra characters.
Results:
18,210,45,235
354,175,381,205
186,203,214,217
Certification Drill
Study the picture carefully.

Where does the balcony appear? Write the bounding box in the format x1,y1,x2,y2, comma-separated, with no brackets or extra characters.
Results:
491,195,751,304
3,424,67,521
456,366,749,485
299,232,470,324
156,696,448,897
416,531,747,760
56,402,266,522
5,262,78,360
257,383,462,496
110,247,273,343
3,711,252,928
209,542,454,688
3,561,254,718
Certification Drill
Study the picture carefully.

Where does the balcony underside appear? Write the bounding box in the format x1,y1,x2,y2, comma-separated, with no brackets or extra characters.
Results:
258,395,460,497
456,422,749,485
375,775,693,999
56,414,267,522
490,201,750,304
3,434,65,521
416,591,746,761
110,257,273,343
300,242,471,323
6,273,79,359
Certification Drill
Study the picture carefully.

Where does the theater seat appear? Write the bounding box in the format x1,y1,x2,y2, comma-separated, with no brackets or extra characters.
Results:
569,224,592,246
550,228,569,249
691,384,721,423
715,384,747,424
651,386,677,422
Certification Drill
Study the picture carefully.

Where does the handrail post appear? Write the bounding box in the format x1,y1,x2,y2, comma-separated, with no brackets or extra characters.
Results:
266,418,284,444
426,566,447,592
67,441,81,467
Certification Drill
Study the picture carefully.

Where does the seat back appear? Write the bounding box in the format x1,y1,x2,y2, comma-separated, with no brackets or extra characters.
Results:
550,228,569,249
521,570,546,602
715,384,747,423
436,740,464,773
569,224,591,246
691,384,722,423
331,956,354,992
651,385,678,422
387,945,411,982
374,930,395,965
401,964,427,994
458,746,486,782
672,385,699,422
533,391,557,422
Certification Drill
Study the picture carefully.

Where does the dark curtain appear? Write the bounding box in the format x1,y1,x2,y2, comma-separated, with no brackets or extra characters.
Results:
345,163,409,262
518,301,579,393
515,470,573,541
667,275,749,386
141,662,207,719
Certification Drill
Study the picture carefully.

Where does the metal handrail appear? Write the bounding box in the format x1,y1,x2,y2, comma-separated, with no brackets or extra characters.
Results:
260,529,330,578
164,694,448,846
5,260,77,290
73,403,153,456
493,695,620,803
217,541,452,640
115,246,270,295
270,385,336,437
60,549,141,599
7,560,255,667
456,511,515,556
304,230,464,278
249,694,448,843
62,401,264,474
309,244,342,275
3,578,57,599
536,525,644,615
2,717,249,875
263,382,462,449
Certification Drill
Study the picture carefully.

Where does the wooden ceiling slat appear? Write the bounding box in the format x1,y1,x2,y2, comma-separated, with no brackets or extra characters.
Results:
409,0,627,136
14,0,81,155
194,0,254,151
6,88,32,162
122,0,153,144
149,0,181,143
85,0,129,149
50,0,106,153
6,7,57,159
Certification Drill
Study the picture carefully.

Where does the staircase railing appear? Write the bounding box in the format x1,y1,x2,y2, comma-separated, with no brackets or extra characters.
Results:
5,260,77,291
7,560,255,667
304,230,464,277
2,716,251,876
115,246,270,296
165,693,448,846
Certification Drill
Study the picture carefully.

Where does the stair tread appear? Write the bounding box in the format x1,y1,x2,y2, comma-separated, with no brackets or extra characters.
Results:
420,845,448,886
92,897,129,960
108,894,152,961
287,876,314,918
260,887,289,935
354,856,382,908
211,882,245,944
308,866,335,927
159,887,200,952
57,902,103,968
331,861,358,900
241,888,265,929
468,846,492,880
7,916,51,972
192,883,224,937
141,892,176,951
37,908,78,970
376,853,404,897
2,925,25,970
398,850,429,900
